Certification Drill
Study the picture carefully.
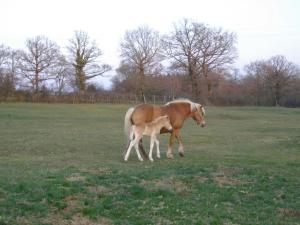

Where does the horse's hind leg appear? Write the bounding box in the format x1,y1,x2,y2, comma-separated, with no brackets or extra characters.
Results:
123,127,135,158
138,139,149,160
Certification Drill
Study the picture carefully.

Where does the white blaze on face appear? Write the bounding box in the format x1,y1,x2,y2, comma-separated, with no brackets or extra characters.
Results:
201,106,205,116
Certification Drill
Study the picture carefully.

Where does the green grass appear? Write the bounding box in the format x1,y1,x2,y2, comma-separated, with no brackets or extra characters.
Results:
0,103,299,225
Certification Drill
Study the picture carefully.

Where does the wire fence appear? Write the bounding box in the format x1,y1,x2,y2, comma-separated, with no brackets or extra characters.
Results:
7,93,179,104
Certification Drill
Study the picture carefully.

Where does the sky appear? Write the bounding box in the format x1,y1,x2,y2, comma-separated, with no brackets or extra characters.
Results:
1,0,300,88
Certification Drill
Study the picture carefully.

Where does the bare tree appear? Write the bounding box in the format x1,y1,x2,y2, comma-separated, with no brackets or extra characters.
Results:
18,36,61,93
164,19,237,100
0,44,12,98
53,55,72,95
264,55,299,106
67,31,111,92
113,63,139,94
244,55,299,106
0,45,20,98
0,44,11,69
163,20,204,100
199,27,237,96
120,26,163,102
244,60,266,105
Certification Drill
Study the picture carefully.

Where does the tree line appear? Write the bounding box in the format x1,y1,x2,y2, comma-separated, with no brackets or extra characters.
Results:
1,19,299,106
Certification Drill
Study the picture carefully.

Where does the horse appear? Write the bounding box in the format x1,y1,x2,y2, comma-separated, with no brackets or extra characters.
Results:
124,99,206,159
124,115,173,162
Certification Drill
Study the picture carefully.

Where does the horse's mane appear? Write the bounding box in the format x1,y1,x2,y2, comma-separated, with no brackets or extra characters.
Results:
165,98,200,112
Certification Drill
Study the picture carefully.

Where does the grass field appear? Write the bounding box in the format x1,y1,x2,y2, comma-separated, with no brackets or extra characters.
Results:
0,103,299,225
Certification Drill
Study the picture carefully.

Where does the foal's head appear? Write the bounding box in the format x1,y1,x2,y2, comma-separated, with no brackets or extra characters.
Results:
191,103,206,127
159,115,173,131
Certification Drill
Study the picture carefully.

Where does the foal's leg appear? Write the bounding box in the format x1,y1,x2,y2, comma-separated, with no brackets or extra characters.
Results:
124,133,143,161
124,139,136,161
148,134,155,162
134,137,144,161
154,136,160,159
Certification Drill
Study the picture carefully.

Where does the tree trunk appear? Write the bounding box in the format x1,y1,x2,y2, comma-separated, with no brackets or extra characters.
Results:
76,66,86,91
139,66,146,103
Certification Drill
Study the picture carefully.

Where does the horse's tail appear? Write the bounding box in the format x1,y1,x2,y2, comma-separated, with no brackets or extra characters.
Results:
124,107,135,142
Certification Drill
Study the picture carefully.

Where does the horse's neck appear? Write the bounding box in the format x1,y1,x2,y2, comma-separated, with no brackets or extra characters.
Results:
165,103,191,118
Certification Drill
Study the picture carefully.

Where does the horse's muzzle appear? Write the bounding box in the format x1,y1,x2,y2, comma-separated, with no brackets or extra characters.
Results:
197,121,206,127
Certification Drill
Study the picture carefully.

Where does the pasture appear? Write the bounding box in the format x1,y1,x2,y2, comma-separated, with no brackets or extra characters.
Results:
0,103,299,225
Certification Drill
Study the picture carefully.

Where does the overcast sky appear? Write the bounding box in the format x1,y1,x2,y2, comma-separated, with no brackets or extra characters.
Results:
1,0,300,87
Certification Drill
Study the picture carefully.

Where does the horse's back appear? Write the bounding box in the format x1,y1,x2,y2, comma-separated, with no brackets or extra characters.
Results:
131,104,154,125
131,102,188,129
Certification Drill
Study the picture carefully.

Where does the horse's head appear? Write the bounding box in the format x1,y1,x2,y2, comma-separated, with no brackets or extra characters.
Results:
191,103,206,127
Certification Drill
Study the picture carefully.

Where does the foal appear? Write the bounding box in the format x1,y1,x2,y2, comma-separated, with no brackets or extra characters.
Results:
124,115,172,162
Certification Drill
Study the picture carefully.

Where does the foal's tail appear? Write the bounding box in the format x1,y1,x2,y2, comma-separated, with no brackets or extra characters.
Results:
124,107,135,142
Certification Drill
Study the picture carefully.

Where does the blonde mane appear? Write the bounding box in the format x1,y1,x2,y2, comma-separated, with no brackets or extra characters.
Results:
165,99,202,113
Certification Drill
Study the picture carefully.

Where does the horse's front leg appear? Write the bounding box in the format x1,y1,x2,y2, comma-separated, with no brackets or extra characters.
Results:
174,130,184,157
167,130,176,159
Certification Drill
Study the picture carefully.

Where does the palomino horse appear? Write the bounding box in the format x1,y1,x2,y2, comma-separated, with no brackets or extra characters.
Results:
124,115,172,162
124,99,206,159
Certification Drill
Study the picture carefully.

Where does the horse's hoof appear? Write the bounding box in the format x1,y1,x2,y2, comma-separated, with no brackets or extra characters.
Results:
167,153,174,159
179,152,184,157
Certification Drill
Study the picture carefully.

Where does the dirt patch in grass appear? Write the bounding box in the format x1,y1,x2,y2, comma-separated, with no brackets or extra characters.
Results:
87,185,110,194
63,195,79,214
66,173,86,182
45,197,113,225
45,213,113,225
70,214,113,225
212,166,249,187
155,217,173,225
81,167,112,175
141,176,191,193
193,175,209,183
277,208,300,217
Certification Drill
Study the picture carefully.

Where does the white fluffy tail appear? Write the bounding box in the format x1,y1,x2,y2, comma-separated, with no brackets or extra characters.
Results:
124,107,135,142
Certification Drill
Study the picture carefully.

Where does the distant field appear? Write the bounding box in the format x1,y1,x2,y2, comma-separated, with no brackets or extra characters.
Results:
0,103,299,225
